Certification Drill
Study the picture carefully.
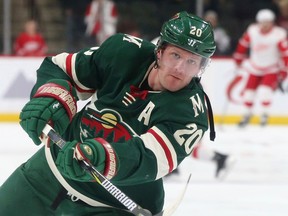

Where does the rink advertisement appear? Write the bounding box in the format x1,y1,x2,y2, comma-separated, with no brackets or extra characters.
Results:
1,57,288,124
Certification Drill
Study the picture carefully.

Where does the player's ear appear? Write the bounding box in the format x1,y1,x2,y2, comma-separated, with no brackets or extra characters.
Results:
156,48,162,60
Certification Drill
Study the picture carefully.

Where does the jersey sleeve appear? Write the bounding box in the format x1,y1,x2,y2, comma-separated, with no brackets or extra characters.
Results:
233,25,251,65
34,33,155,100
277,29,288,69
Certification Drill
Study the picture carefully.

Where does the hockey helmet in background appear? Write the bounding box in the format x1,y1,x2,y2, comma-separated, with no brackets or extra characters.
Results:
256,9,275,23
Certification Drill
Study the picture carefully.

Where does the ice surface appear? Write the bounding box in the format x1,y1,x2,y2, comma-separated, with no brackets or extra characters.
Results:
1,123,288,216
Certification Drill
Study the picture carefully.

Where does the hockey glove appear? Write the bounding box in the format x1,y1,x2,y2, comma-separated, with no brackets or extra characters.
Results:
277,71,288,93
55,138,117,182
20,79,77,145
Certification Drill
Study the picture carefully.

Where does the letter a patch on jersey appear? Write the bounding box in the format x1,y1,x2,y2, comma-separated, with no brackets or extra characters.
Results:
138,101,155,126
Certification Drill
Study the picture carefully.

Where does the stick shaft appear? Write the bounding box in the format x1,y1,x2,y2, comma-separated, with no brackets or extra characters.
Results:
42,124,152,216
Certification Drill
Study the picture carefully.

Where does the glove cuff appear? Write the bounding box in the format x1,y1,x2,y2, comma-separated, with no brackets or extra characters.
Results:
34,82,77,121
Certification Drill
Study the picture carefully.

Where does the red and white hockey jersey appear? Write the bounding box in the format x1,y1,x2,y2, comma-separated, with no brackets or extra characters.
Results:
85,0,118,45
233,24,288,75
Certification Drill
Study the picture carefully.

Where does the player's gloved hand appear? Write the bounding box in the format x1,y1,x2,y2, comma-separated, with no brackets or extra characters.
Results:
20,79,77,145
234,59,242,68
278,70,288,81
277,70,288,92
232,52,243,68
55,138,107,182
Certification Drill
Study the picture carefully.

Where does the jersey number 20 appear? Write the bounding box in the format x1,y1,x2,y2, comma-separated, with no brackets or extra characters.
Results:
174,123,203,154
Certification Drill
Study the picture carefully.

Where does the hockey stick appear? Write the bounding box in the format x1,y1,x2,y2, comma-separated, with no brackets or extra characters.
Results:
42,124,152,216
155,174,191,216
42,124,191,216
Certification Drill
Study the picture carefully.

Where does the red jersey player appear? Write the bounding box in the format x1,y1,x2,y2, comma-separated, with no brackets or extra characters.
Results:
14,20,47,56
233,9,288,127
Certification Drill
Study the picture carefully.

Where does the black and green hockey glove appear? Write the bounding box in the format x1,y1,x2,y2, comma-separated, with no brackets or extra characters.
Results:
20,79,77,145
55,138,117,182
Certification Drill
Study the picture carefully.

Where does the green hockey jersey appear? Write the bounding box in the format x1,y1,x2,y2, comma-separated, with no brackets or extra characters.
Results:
34,33,211,214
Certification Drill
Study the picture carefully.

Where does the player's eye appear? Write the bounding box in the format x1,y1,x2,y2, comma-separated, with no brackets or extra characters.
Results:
187,59,197,65
171,52,180,59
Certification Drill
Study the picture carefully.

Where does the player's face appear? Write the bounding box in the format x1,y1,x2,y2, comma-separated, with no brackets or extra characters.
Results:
156,45,202,92
258,21,274,33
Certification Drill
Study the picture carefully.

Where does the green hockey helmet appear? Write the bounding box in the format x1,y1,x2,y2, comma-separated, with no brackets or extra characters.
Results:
158,11,216,59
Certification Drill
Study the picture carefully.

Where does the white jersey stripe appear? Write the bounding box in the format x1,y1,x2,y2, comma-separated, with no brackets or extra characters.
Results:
69,53,95,100
70,53,90,91
52,52,95,100
140,126,177,179
52,52,69,71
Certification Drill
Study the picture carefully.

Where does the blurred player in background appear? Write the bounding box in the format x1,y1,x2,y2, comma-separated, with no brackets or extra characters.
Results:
13,19,47,56
204,10,231,56
85,0,118,46
169,142,236,180
191,143,235,179
233,8,288,127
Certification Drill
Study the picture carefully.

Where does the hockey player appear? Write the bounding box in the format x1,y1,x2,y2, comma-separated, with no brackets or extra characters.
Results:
13,19,47,56
233,8,288,127
0,11,216,215
85,0,118,45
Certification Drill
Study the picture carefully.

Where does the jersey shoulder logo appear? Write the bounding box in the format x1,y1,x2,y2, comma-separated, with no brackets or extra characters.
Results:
123,34,143,48
190,93,204,117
